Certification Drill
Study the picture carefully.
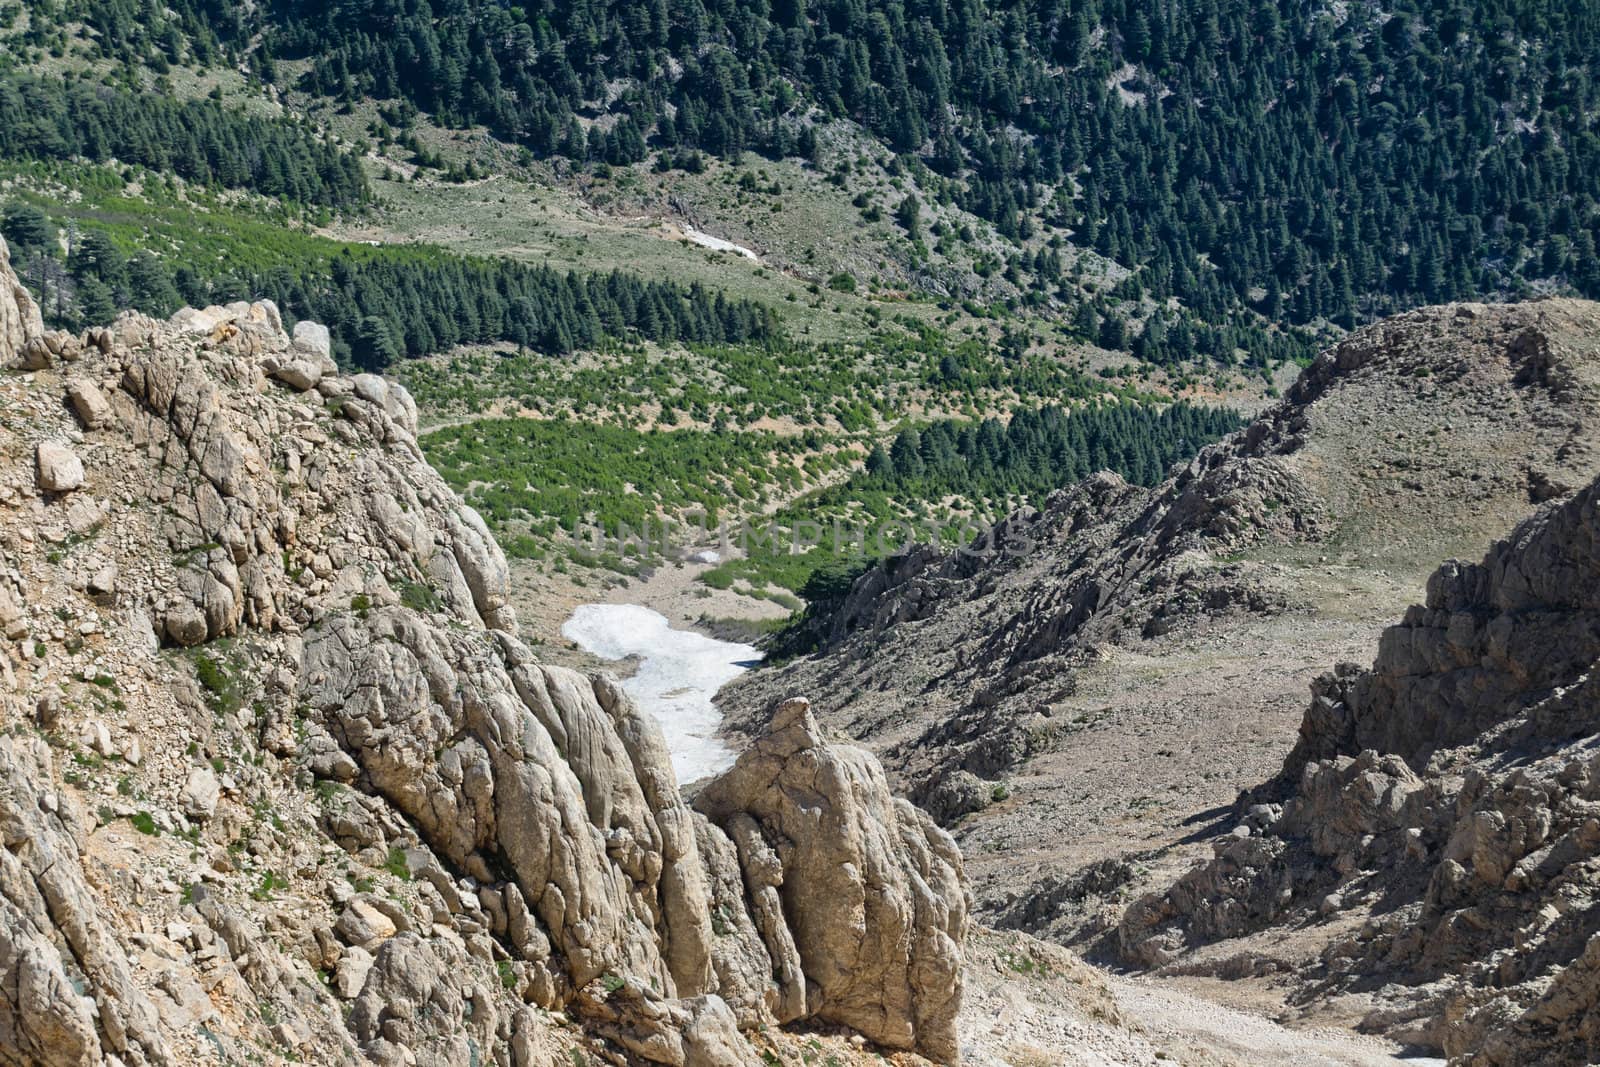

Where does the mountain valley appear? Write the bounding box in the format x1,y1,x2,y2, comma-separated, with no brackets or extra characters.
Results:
4,2,1600,1065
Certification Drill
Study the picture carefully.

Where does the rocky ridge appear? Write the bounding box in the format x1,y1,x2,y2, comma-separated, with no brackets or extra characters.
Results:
0,234,969,1067
722,299,1600,911
1120,469,1600,1065
729,299,1600,811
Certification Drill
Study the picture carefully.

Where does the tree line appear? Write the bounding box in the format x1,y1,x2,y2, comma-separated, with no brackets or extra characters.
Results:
0,73,369,211
864,401,1244,498
4,205,780,370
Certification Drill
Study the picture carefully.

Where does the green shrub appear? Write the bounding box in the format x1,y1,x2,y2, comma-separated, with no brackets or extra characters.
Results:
384,847,412,881
399,580,440,612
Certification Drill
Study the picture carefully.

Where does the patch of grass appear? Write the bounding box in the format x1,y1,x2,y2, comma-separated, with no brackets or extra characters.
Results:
399,580,440,612
130,811,159,836
192,648,245,717
383,847,412,881
250,871,287,902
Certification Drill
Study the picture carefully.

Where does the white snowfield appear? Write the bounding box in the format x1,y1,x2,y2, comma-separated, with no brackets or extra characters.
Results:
680,224,760,261
562,603,760,783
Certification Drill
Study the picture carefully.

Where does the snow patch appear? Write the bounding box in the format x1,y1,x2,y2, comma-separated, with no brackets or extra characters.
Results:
561,604,759,783
681,224,760,262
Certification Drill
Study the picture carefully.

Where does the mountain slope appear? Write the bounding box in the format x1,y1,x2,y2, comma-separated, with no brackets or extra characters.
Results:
1122,466,1600,1064
139,0,1600,332
13,0,1600,373
722,297,1600,942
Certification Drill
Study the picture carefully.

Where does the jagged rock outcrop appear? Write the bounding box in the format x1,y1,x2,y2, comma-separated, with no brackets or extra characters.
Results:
0,237,43,368
1282,475,1600,774
698,698,969,1063
0,737,166,1067
0,234,967,1066
1121,472,1600,1065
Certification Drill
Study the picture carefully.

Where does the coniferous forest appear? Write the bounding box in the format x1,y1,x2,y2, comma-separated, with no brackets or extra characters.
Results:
186,0,1600,329
7,1,1600,341
0,74,370,212
865,402,1244,497
45,232,780,371
5,0,1600,594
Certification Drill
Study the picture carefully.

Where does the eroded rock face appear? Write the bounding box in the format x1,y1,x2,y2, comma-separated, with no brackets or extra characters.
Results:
0,244,968,1066
0,737,167,1067
296,606,970,1061
1282,479,1600,775
698,699,970,1062
1121,474,1600,1066
0,236,43,367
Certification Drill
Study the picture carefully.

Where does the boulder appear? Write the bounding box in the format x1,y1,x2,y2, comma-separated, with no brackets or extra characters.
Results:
17,337,52,370
334,945,376,999
34,442,84,493
335,897,399,951
88,563,118,601
182,767,220,820
169,306,231,336
163,601,208,647
292,320,332,363
352,373,389,407
266,356,325,392
65,379,114,429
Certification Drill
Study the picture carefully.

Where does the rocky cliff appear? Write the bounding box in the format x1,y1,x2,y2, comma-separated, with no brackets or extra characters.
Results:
1120,471,1600,1064
0,235,968,1067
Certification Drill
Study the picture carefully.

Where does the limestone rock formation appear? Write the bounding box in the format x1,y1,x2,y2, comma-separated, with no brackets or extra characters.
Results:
698,698,969,1062
0,737,166,1067
0,236,42,367
1121,472,1600,1065
0,236,968,1066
